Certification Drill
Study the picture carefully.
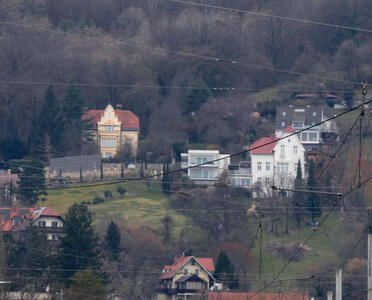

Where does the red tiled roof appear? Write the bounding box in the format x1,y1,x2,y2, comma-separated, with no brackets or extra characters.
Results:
283,126,296,133
160,256,215,280
250,136,278,155
82,109,139,130
209,292,308,300
0,206,62,232
39,207,60,217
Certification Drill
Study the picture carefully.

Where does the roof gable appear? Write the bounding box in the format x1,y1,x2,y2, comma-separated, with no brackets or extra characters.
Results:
82,106,139,130
160,256,215,280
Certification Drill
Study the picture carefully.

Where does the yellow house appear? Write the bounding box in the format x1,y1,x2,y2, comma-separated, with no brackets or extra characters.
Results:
157,256,216,300
83,104,139,158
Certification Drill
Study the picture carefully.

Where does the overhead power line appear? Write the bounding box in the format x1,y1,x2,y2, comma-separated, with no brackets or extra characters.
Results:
9,98,371,191
0,79,357,93
163,0,372,34
0,21,359,85
245,175,372,299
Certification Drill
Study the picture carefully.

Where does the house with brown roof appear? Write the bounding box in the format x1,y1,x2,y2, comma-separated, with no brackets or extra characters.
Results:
157,255,217,300
250,126,305,196
0,206,64,241
82,104,139,159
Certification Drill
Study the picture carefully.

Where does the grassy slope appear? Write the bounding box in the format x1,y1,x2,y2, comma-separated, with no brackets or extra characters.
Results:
43,180,190,235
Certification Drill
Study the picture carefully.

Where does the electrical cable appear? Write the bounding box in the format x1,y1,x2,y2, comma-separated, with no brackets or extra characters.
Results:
8,99,372,191
0,21,360,85
245,175,372,299
163,0,372,34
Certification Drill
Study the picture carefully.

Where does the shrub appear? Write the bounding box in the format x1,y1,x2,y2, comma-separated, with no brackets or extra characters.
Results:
92,197,104,205
104,190,113,198
117,186,126,197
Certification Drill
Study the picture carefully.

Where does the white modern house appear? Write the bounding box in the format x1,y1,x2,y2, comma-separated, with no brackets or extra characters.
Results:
275,106,338,150
181,150,230,184
250,126,305,196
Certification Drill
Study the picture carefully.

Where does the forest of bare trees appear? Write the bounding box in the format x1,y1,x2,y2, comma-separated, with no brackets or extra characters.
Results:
1,0,372,161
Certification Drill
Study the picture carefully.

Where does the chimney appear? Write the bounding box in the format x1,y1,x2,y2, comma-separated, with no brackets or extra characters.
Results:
116,104,123,110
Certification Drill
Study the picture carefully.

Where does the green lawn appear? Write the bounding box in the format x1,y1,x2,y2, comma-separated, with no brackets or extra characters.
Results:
43,180,190,235
249,215,344,291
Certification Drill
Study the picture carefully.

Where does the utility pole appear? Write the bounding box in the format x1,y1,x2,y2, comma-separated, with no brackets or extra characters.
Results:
336,269,342,300
368,207,372,300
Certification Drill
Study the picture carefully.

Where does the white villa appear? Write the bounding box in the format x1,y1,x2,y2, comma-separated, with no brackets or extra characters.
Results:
181,150,230,184
250,126,305,196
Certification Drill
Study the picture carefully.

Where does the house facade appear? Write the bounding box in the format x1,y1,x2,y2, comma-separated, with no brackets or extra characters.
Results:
83,104,139,158
226,161,252,188
250,127,305,195
181,150,230,184
157,256,216,300
0,206,64,241
275,106,337,150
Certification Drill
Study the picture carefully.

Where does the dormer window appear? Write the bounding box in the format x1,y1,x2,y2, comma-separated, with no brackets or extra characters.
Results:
38,221,46,227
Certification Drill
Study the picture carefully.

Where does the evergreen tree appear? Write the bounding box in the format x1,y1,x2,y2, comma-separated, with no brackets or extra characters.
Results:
5,226,54,293
306,160,322,222
32,86,64,163
292,160,305,228
66,270,106,300
59,203,102,280
104,221,122,261
214,250,238,289
61,83,87,155
16,159,46,206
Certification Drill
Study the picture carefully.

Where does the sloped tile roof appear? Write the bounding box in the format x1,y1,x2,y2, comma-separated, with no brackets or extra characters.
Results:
283,126,296,133
209,292,308,300
160,256,215,280
250,136,278,155
83,109,139,130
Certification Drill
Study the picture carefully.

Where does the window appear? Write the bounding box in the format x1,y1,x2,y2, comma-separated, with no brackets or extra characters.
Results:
257,162,262,171
257,177,262,183
313,112,317,117
52,235,59,241
203,169,212,179
105,152,112,158
196,157,208,164
183,268,188,275
101,138,116,148
282,111,286,116
195,269,200,275
293,145,298,154
266,162,270,171
277,163,288,174
52,221,58,227
301,132,308,141
309,132,317,141
281,121,285,127
265,178,270,185
38,221,46,227
280,145,285,158
105,125,115,131
292,122,304,128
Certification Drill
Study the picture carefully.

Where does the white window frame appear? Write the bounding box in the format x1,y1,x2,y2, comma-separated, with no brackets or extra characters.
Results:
265,162,270,171
280,145,285,159
293,145,298,154
257,162,262,171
